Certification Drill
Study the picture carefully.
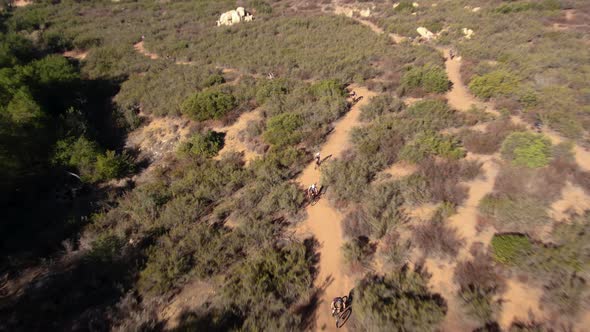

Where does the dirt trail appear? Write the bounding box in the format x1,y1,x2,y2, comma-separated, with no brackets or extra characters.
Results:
550,181,590,221
498,279,545,329
451,154,499,259
160,280,216,329
12,0,31,7
63,49,88,60
440,48,498,116
212,109,262,165
295,85,375,331
134,41,159,60
353,18,406,44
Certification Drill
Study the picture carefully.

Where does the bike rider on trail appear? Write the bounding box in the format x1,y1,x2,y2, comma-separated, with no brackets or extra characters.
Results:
331,297,346,316
308,183,318,198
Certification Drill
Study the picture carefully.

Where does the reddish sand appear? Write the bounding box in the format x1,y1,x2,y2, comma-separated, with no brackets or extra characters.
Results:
295,85,375,331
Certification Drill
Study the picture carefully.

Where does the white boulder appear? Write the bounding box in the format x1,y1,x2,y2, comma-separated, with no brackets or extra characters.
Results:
462,28,474,39
417,27,435,40
359,8,371,17
216,7,254,26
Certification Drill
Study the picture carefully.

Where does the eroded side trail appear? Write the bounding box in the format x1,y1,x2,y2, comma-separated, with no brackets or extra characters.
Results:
295,85,376,331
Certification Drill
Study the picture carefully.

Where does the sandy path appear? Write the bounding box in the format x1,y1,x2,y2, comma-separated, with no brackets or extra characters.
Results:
498,279,545,329
12,0,31,7
440,48,499,116
550,181,590,221
134,41,159,60
295,85,375,331
212,109,262,165
450,154,499,259
63,49,88,60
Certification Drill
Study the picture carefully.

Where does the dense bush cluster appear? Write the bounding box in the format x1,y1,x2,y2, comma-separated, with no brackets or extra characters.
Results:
352,269,447,331
500,132,552,168
400,64,451,94
359,94,404,122
181,89,237,121
177,130,225,158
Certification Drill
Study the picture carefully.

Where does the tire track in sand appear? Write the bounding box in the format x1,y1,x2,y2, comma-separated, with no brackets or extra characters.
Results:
295,85,375,331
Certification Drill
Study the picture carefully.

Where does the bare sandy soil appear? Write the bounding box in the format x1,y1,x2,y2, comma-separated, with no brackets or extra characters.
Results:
212,109,263,165
62,49,89,60
125,115,192,183
134,41,159,60
550,181,590,222
498,279,545,329
381,161,417,179
12,0,31,7
294,85,375,331
159,280,216,329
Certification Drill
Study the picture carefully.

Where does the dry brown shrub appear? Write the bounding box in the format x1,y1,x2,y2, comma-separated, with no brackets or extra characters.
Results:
413,221,464,258
461,119,525,154
494,165,566,204
342,208,371,239
454,251,505,293
416,158,481,205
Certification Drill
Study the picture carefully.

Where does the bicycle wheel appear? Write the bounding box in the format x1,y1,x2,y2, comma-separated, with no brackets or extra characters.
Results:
335,307,352,328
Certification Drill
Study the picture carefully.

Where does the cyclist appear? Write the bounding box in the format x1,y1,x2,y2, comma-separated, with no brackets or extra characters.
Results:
308,183,318,198
331,297,346,316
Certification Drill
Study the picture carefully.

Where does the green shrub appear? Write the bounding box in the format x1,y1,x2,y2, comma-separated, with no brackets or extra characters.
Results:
255,78,291,105
87,234,123,263
468,70,519,100
359,94,404,122
490,234,532,265
393,1,416,13
343,236,375,269
309,79,346,98
401,64,451,94
181,90,236,121
399,131,465,162
262,113,303,147
353,271,446,331
204,73,225,87
404,99,462,132
94,150,133,181
321,156,379,205
177,130,225,158
500,132,551,168
494,0,560,14
52,136,100,181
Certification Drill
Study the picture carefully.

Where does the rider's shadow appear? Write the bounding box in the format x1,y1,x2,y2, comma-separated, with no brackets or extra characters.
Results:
334,289,355,328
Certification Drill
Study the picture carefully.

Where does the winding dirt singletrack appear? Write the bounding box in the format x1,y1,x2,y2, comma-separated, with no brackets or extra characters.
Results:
295,85,376,331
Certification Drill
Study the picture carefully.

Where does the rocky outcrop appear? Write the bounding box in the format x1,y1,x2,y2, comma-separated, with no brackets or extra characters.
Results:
216,7,254,26
462,28,474,39
417,27,435,40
